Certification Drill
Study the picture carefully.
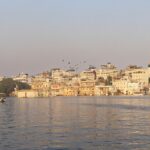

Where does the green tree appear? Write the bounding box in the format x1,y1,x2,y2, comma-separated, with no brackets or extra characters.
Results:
15,81,31,90
0,78,31,96
105,76,112,85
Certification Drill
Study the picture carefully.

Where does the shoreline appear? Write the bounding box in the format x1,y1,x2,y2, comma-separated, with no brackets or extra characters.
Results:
6,95,150,99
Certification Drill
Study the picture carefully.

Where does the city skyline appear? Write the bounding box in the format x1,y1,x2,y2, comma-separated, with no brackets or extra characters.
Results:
0,0,150,76
1,61,150,77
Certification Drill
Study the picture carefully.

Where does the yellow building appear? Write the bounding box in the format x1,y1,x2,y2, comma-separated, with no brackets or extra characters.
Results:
31,77,51,97
16,90,39,98
79,86,94,96
63,86,79,96
78,80,95,96
50,83,64,96
95,85,113,96
80,80,95,87
32,79,51,91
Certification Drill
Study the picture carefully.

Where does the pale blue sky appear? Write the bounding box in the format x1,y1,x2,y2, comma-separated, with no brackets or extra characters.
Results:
0,0,150,75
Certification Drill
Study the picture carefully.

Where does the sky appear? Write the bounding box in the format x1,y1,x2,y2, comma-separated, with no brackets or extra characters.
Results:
0,0,150,76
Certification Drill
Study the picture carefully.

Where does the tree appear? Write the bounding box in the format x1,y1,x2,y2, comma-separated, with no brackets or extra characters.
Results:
149,78,150,84
0,78,31,96
15,81,31,90
98,77,105,83
116,89,122,95
105,76,112,85
143,87,149,95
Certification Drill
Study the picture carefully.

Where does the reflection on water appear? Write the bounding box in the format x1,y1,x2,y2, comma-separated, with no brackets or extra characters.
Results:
1,97,150,150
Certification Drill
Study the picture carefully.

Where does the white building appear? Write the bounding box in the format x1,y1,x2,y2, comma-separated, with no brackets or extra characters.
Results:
96,63,119,80
13,72,31,84
125,65,150,86
112,78,142,95
51,68,66,82
80,70,96,81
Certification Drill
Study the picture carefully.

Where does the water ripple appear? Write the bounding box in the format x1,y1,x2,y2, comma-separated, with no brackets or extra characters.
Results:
0,97,150,150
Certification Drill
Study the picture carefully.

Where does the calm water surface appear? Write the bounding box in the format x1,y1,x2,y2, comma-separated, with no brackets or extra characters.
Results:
1,96,150,150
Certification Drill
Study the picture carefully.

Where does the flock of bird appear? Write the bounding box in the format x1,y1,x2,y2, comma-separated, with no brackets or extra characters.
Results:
61,59,88,71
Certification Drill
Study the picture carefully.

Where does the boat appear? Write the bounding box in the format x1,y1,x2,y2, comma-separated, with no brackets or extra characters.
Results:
0,97,6,103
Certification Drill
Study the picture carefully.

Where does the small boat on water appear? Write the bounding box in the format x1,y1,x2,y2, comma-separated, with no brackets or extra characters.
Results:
0,97,6,103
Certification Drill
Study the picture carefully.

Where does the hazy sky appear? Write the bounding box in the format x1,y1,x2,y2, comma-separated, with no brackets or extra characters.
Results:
0,0,150,76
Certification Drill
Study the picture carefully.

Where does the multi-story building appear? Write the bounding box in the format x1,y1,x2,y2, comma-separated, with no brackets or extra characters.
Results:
32,76,51,90
31,74,51,97
15,63,150,97
64,69,77,78
96,63,119,80
51,68,65,83
63,86,79,96
13,72,31,84
95,85,114,96
79,86,95,96
50,83,64,96
80,70,96,81
125,66,149,86
127,82,142,95
79,80,95,96
112,78,142,95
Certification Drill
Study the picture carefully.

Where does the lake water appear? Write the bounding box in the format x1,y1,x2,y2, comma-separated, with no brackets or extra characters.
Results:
1,97,150,150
